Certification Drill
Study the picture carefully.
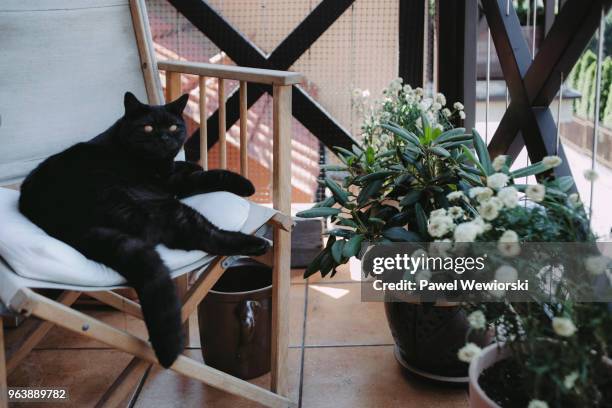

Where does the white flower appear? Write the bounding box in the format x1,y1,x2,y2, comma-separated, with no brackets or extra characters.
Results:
453,102,464,110
467,311,487,330
495,265,518,283
584,169,599,182
498,230,521,257
542,155,562,168
563,371,579,389
430,209,447,218
528,400,549,408
552,317,577,337
526,184,546,202
361,89,370,98
431,102,442,111
352,88,362,98
448,206,464,219
415,87,424,96
442,108,452,117
428,215,454,238
492,155,508,171
435,93,447,106
487,173,509,190
457,343,482,363
471,217,491,233
459,111,466,119
478,200,500,221
447,191,466,202
568,193,581,206
454,222,481,242
489,197,504,210
585,255,609,275
497,187,518,208
469,187,494,202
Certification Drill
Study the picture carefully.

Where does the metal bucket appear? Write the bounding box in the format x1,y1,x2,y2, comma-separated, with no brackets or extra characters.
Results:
198,258,272,379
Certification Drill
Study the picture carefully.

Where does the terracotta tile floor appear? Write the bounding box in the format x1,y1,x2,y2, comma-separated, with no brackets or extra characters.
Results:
5,264,469,407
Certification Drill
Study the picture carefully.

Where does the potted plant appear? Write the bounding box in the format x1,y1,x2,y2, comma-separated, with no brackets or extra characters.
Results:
425,151,612,406
296,79,567,381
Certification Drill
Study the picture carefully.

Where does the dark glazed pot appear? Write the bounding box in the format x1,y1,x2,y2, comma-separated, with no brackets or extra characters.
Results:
384,302,491,383
198,258,272,379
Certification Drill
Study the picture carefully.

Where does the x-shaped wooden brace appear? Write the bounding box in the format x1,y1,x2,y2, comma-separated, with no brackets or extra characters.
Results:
167,0,359,160
483,0,611,183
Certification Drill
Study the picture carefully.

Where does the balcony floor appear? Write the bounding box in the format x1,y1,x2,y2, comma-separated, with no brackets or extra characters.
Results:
6,264,468,408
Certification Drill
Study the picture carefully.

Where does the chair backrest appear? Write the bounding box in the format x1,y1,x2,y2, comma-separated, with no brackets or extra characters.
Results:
0,0,162,185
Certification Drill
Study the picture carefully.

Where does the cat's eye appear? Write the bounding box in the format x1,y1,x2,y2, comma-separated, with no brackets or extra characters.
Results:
169,124,178,132
143,125,153,133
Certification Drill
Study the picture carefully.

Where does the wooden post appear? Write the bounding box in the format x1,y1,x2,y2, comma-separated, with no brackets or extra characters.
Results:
270,84,291,396
218,78,227,169
198,76,208,170
0,317,7,408
165,71,181,102
239,81,248,177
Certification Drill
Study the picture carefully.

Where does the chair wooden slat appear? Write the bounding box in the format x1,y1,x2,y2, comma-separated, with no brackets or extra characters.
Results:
240,81,249,177
218,78,227,169
198,76,208,170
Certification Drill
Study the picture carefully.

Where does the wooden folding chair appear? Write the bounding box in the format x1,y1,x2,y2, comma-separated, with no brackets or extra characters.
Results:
0,0,299,406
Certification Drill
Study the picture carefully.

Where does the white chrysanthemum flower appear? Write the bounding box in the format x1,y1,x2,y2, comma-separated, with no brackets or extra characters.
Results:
542,155,562,168
469,187,494,202
431,102,442,111
467,311,487,330
478,200,499,221
498,230,521,257
552,317,577,337
435,93,447,106
453,102,464,110
584,168,599,182
563,371,579,389
495,265,518,283
489,197,504,210
568,193,581,206
442,108,452,117
492,155,507,171
457,343,482,363
585,255,609,275
454,222,481,242
415,87,424,96
430,209,447,218
526,184,546,202
487,173,509,190
352,88,362,98
428,215,454,238
448,206,464,219
447,191,466,202
361,89,370,98
497,187,518,208
459,111,466,119
403,84,412,93
527,400,549,408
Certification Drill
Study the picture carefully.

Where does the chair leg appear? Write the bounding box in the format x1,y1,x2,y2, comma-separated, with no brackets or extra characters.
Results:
271,224,290,396
95,357,150,408
1,317,8,408
175,274,191,346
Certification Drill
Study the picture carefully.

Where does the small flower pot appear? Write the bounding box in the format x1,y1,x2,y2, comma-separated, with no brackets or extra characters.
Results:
468,343,510,408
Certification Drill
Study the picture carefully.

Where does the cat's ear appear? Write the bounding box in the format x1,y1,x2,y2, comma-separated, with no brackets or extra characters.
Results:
165,94,189,116
124,92,146,117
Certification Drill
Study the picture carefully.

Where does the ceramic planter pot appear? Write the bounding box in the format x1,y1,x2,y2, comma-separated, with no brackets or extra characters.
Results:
468,343,510,408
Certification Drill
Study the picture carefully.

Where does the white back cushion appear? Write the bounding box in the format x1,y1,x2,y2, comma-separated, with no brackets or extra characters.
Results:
0,0,150,184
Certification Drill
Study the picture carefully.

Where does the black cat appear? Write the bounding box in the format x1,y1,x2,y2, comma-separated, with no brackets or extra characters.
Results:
19,92,270,368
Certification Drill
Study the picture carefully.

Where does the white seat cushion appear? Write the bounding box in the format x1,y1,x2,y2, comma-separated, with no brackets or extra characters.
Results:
0,188,263,287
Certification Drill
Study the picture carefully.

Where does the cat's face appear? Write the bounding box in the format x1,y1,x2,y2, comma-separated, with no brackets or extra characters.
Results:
118,92,189,160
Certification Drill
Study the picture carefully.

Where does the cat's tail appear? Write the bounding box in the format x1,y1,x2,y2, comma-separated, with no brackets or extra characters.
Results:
74,227,184,368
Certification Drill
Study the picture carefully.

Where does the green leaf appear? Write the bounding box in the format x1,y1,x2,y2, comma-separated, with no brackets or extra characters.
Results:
429,146,451,158
328,229,352,238
375,150,395,159
359,170,396,183
331,240,345,264
325,177,349,206
556,176,575,192
352,144,364,157
440,140,474,150
381,123,420,146
472,129,493,175
342,234,365,258
400,190,421,206
433,128,466,144
382,227,422,242
461,145,487,175
510,162,549,179
334,146,356,158
304,249,326,278
319,252,334,277
357,179,384,205
414,203,428,236
387,211,411,227
314,196,336,208
368,217,386,225
337,218,358,228
296,207,341,218
458,170,483,186
320,164,348,171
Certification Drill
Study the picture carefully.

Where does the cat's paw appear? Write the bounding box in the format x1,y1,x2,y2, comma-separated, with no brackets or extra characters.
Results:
229,175,255,197
240,235,271,256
